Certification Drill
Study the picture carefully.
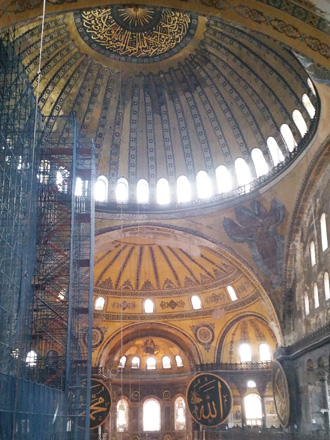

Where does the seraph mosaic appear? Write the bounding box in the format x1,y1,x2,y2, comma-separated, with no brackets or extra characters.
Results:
223,198,285,287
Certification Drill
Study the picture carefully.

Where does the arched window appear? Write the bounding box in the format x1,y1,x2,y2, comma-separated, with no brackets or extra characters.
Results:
177,175,191,203
314,283,319,308
239,343,252,362
324,272,330,301
196,171,213,199
144,299,154,314
307,78,316,96
281,124,297,152
216,165,232,193
245,394,262,425
26,350,37,367
259,343,271,361
95,297,105,311
251,149,269,177
56,167,67,193
117,399,129,432
247,380,256,389
174,397,186,430
304,292,310,315
143,399,161,431
75,177,83,197
162,356,171,369
116,177,129,203
191,295,202,310
137,179,149,204
146,357,157,370
267,137,284,166
118,356,127,369
302,94,316,118
157,178,170,205
320,213,328,251
226,285,237,301
175,355,183,367
292,110,307,137
95,176,108,202
310,241,316,267
131,356,140,369
235,158,252,188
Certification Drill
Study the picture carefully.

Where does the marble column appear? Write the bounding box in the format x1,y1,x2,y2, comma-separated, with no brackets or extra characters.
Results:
317,368,330,435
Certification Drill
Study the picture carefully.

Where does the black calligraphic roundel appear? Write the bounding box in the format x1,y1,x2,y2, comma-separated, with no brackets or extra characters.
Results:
186,373,232,427
272,361,290,428
78,378,111,430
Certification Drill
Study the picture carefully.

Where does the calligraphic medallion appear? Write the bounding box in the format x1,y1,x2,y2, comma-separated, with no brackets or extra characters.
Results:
78,378,111,429
272,360,290,428
186,373,232,427
74,6,198,63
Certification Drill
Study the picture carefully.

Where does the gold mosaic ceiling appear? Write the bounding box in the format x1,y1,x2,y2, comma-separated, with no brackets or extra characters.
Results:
93,226,269,320
14,4,318,203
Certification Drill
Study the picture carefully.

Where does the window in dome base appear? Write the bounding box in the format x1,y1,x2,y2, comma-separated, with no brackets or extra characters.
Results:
131,356,140,369
196,171,213,199
302,94,316,119
281,124,297,153
175,355,183,367
292,110,307,137
116,177,129,203
143,399,161,431
95,176,108,202
162,356,171,369
191,295,202,310
157,178,170,205
177,175,191,203
235,158,252,189
267,137,284,166
95,297,105,311
226,285,237,301
146,357,157,370
144,299,154,314
118,355,127,368
216,165,232,193
251,149,269,177
137,179,149,204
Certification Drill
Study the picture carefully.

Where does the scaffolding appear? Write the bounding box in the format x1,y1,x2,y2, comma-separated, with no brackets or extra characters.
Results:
0,33,95,440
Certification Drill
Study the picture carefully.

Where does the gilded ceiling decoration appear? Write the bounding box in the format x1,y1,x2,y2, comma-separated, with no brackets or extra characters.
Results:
75,6,197,62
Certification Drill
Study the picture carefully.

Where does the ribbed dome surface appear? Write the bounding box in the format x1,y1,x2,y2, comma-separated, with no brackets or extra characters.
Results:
14,5,318,206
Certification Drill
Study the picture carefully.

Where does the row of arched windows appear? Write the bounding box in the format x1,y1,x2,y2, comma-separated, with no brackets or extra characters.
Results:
239,343,272,363
91,93,315,205
304,272,330,315
310,213,328,267
116,396,186,432
116,392,268,431
118,354,184,370
94,286,238,313
305,213,330,315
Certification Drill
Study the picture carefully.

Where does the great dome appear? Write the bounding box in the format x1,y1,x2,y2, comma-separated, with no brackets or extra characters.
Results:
16,5,319,211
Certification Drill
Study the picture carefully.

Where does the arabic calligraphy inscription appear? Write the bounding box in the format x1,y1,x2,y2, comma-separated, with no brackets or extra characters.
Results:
186,373,232,427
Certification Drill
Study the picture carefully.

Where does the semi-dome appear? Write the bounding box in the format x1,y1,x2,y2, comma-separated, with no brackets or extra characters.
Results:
15,4,319,210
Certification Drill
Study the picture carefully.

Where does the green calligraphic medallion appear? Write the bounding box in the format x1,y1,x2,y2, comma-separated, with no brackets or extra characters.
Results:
272,361,290,428
186,373,232,427
78,378,111,430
